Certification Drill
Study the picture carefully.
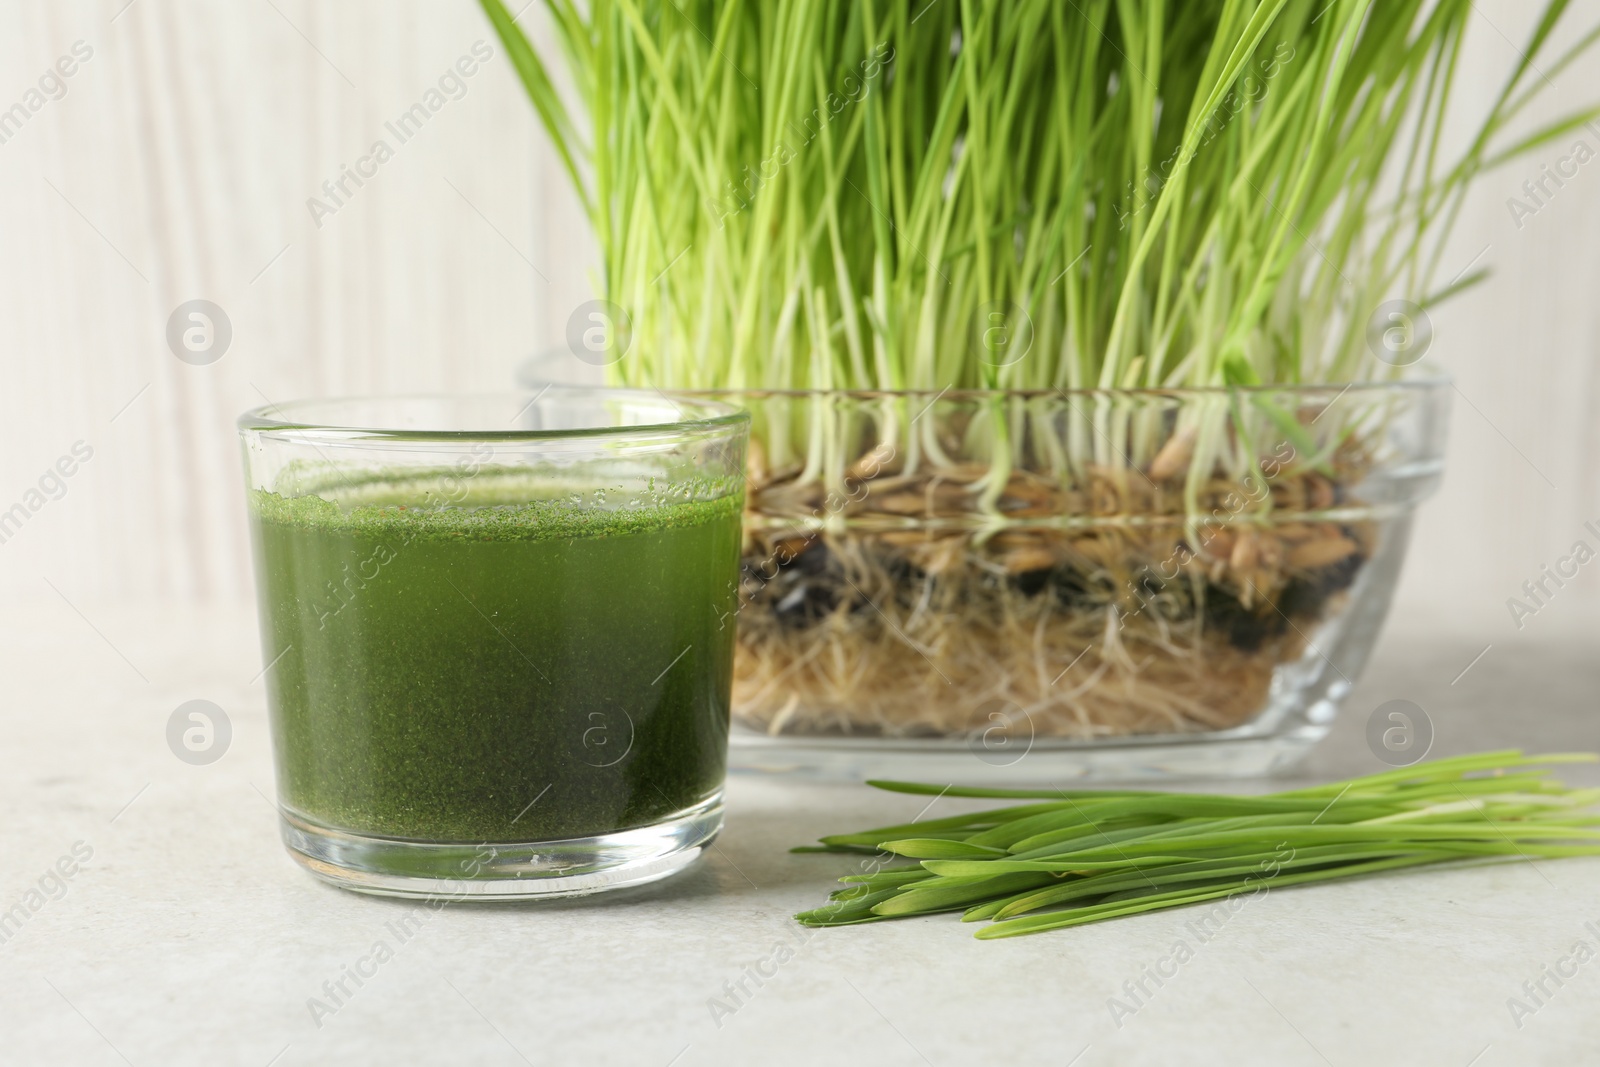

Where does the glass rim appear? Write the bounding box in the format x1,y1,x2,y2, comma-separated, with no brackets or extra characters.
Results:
237,388,750,444
673,370,1450,401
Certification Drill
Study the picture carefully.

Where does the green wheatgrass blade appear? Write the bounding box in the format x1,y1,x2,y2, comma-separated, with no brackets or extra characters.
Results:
795,887,907,926
805,801,1079,851
964,808,1171,851
1004,805,1471,860
838,868,939,888
998,822,1600,864
1274,752,1592,795
875,839,1012,860
991,797,1394,854
973,854,1458,940
964,829,1600,875
869,752,1568,802
978,844,1430,922
869,872,1058,918
795,753,1600,939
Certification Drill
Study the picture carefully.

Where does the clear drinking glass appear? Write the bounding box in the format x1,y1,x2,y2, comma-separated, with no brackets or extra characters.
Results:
238,390,748,899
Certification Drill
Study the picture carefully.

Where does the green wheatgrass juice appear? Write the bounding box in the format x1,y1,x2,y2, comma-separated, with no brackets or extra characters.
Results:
248,471,742,843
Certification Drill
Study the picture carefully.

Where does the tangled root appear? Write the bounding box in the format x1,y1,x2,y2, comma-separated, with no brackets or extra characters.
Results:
733,464,1369,739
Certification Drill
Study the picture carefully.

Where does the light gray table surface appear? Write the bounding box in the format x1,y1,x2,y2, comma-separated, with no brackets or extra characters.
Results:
2,603,1597,1066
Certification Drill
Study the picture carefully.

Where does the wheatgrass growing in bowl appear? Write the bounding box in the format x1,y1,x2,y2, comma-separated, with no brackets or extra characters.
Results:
485,0,1599,777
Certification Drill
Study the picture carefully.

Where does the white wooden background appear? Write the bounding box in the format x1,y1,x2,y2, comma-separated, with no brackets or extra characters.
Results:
1,0,1598,644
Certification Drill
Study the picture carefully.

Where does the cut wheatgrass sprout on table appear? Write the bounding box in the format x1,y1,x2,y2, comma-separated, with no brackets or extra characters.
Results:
791,752,1600,939
483,2,1600,741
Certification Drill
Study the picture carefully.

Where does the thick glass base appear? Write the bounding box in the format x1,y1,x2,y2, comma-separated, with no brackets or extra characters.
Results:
279,794,723,901
729,721,1331,784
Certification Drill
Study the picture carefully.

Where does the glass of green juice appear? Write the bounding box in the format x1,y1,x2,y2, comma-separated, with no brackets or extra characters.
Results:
238,391,748,899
